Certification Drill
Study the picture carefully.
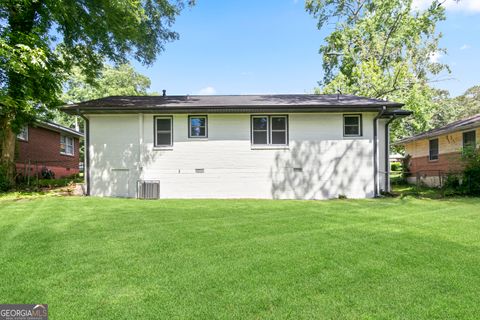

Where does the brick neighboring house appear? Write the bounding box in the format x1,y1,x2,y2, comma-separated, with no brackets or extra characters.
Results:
16,121,83,179
396,114,480,186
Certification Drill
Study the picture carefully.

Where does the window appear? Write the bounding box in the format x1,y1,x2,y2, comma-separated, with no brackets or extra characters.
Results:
463,131,476,149
17,126,28,141
155,116,173,147
252,116,268,144
343,114,362,137
429,138,439,161
189,115,207,138
251,115,288,146
60,135,74,156
271,116,287,144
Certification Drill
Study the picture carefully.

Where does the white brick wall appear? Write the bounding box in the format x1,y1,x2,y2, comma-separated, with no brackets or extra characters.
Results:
88,112,381,199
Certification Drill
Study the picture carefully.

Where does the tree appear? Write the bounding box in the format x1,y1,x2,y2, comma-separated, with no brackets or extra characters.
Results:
0,0,193,183
430,85,480,128
455,85,480,118
52,63,153,128
306,0,450,139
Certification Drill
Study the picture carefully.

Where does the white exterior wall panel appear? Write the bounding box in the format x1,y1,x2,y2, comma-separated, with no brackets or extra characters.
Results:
88,112,380,199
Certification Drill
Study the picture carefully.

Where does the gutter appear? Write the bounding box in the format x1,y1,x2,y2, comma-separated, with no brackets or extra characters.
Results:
77,110,90,196
61,105,403,115
384,116,396,193
373,106,386,197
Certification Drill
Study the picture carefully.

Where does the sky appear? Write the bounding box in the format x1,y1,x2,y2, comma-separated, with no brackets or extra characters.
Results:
132,0,480,97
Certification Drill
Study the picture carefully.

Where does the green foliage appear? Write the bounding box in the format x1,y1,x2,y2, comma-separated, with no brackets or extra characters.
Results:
435,148,480,196
51,63,153,128
390,161,402,172
0,0,193,169
442,173,461,194
62,64,152,104
431,85,480,128
306,0,449,140
461,147,480,195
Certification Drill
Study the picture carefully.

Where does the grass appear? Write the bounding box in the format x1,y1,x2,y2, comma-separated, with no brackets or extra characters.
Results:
1,196,479,319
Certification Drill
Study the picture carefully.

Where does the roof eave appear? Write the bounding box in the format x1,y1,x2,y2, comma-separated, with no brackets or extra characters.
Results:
35,121,84,138
62,104,403,115
395,122,480,145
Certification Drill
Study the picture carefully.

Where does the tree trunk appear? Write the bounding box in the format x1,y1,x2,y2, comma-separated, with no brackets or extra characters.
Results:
0,117,16,184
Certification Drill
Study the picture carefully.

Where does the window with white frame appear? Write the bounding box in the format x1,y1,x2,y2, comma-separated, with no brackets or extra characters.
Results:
343,114,362,137
251,115,288,146
189,115,207,138
17,126,28,141
154,116,173,147
60,135,74,155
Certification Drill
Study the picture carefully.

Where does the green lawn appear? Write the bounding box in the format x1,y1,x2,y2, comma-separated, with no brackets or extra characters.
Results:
1,196,479,319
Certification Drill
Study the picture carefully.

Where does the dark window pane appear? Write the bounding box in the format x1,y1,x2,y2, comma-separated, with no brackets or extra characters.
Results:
463,131,476,148
253,131,267,144
271,117,286,130
253,117,268,130
190,126,206,137
157,132,171,145
156,118,171,131
344,116,359,126
272,131,286,144
190,117,206,127
429,139,439,160
344,125,359,135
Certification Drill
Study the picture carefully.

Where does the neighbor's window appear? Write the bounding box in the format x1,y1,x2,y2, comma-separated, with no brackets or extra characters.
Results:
343,114,362,136
189,115,207,138
429,138,439,161
155,116,173,147
60,135,74,156
17,126,28,141
251,115,288,145
463,130,476,149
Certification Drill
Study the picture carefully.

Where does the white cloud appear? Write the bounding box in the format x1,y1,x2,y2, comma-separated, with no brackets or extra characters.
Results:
429,51,442,63
460,44,471,50
196,86,217,95
412,0,480,13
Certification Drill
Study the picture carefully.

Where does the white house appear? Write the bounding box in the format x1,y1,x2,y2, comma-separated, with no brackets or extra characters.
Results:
63,94,410,199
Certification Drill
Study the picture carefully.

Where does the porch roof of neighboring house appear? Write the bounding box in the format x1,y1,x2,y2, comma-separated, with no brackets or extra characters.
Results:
395,113,480,144
61,94,406,114
35,121,84,139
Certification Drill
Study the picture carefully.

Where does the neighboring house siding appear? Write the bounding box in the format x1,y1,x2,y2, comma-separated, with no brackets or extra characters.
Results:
88,112,384,199
403,127,480,186
16,125,80,178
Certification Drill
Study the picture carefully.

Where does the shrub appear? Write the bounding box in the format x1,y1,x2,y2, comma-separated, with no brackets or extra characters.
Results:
443,173,461,189
391,175,408,186
458,147,480,195
463,166,480,195
390,161,402,172
440,173,462,197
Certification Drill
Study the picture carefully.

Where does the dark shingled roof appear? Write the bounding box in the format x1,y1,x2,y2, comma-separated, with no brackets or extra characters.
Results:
62,94,404,114
396,113,480,144
36,121,84,138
